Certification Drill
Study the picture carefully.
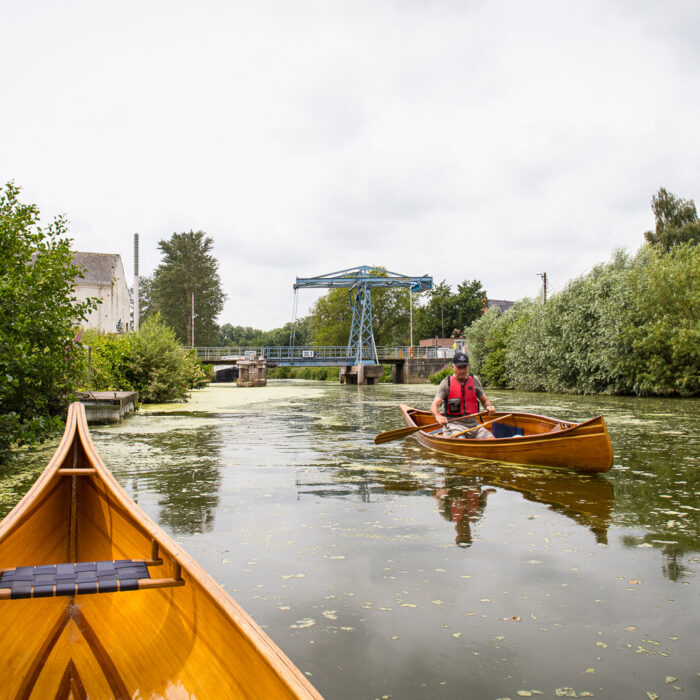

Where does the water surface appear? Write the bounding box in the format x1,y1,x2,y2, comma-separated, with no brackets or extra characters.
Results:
3,381,699,699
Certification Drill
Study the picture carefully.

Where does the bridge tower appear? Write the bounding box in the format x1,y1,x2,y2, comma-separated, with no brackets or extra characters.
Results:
293,266,433,366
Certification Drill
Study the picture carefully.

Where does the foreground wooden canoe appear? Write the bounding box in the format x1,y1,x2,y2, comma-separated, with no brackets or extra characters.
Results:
398,404,613,473
0,403,323,699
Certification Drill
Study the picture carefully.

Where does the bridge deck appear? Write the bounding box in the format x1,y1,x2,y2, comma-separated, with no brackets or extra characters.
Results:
195,346,452,366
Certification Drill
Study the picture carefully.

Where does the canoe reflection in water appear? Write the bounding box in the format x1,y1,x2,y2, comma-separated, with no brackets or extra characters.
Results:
433,464,616,546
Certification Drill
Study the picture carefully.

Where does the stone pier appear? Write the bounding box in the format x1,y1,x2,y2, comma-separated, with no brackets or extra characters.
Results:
339,364,385,385
237,359,267,387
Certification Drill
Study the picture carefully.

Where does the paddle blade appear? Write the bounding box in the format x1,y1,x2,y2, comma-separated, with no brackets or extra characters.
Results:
374,422,441,444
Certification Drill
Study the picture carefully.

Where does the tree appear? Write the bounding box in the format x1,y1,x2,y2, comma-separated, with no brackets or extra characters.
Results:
217,318,311,347
309,285,410,347
644,187,700,253
149,231,225,346
414,279,487,340
0,182,96,457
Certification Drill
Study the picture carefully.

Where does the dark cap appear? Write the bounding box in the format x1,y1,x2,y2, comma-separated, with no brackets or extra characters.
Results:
452,351,469,366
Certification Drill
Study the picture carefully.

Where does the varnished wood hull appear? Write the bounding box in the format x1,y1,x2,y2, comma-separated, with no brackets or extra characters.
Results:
399,404,613,473
0,403,323,699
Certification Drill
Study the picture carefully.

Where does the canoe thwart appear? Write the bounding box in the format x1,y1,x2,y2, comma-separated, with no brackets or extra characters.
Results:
0,558,184,600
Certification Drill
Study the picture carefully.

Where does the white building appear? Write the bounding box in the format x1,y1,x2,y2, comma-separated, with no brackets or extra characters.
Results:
72,252,130,333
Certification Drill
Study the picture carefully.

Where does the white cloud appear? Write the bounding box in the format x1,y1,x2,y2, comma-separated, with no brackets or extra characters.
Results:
2,0,698,330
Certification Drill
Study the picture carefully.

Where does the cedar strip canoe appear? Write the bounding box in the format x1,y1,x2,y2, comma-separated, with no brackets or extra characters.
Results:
0,403,323,699
399,404,613,473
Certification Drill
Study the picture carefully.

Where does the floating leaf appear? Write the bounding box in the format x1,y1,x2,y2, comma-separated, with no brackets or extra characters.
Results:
432,600,444,605
282,573,306,580
322,611,338,620
290,618,315,629
452,632,462,639
665,677,677,684
585,668,595,674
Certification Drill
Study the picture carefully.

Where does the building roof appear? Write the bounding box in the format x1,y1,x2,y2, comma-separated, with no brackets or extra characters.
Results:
72,252,124,285
487,299,515,313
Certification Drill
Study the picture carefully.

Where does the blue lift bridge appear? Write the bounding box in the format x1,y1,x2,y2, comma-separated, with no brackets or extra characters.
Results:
264,266,433,368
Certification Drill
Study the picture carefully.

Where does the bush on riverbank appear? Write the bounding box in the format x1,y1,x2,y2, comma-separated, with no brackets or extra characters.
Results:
82,316,211,402
466,243,699,396
0,183,96,460
268,366,340,381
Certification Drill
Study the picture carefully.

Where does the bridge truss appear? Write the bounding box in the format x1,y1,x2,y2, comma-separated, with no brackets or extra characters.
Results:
292,266,433,365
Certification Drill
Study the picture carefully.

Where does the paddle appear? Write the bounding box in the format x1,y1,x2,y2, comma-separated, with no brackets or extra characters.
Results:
450,413,513,439
374,412,485,445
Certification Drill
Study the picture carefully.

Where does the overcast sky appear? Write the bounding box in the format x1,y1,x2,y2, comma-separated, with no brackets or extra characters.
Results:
2,1,698,331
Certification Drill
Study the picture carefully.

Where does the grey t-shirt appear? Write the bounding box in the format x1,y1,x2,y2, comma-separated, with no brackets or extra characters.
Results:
435,375,486,418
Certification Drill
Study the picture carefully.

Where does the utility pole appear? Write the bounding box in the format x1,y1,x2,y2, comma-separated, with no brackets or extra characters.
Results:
409,289,413,348
537,272,548,302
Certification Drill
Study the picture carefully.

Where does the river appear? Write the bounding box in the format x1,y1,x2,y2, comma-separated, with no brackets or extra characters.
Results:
2,381,699,699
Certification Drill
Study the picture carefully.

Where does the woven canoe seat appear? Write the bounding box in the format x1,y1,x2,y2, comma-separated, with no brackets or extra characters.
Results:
0,560,150,599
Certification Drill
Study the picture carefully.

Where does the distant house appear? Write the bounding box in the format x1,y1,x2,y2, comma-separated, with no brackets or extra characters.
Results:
486,299,515,314
72,252,130,333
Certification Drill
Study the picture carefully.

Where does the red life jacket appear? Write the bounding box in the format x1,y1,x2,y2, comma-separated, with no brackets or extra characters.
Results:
444,374,479,417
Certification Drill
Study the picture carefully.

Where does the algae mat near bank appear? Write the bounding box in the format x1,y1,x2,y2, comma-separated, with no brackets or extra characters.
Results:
3,381,699,699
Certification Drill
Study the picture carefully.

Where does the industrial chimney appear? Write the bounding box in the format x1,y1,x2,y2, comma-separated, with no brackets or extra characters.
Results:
133,233,140,331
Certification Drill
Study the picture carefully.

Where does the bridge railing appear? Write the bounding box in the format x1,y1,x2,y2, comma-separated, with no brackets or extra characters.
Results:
375,346,452,360
194,345,454,362
263,346,355,361
194,347,263,361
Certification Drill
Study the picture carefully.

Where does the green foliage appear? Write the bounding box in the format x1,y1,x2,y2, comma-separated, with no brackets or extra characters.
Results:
147,231,225,346
80,329,133,390
217,318,311,347
82,316,210,401
267,366,340,381
429,366,453,385
620,243,699,396
414,279,487,340
465,306,521,388
644,187,700,253
379,365,393,383
0,182,97,458
467,244,699,397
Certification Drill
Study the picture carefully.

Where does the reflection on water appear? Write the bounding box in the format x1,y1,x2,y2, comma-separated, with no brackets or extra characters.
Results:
2,382,699,699
435,482,496,548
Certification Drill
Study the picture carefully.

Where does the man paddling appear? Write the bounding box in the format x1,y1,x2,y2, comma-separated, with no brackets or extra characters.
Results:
430,351,496,439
